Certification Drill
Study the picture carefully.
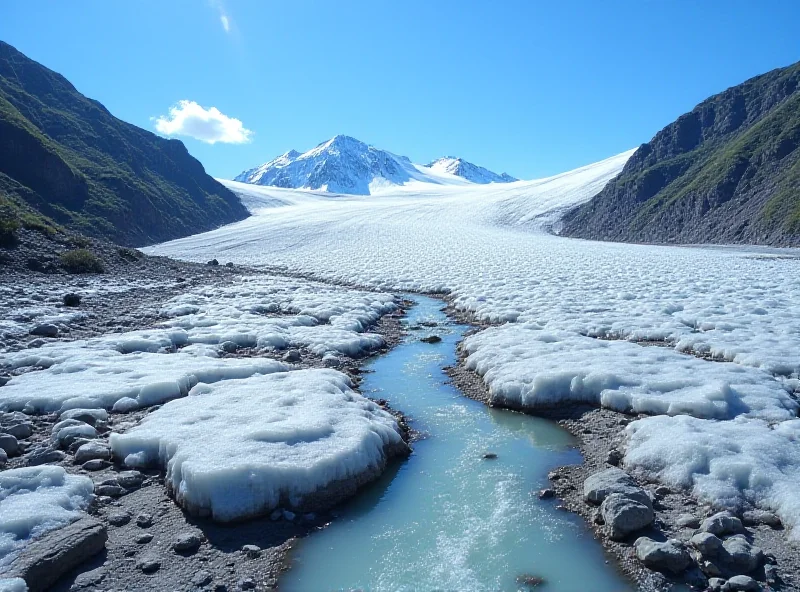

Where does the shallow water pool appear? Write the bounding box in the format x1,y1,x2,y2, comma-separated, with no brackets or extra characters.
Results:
281,295,632,592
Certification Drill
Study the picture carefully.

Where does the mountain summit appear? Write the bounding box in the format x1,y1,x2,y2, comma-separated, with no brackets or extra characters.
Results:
234,136,515,195
426,157,517,184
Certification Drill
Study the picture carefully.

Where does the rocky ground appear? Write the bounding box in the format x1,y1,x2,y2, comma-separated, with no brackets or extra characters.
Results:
445,325,800,592
0,233,412,591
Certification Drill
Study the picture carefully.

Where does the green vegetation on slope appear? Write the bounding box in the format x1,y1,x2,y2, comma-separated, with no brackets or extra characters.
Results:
0,40,248,246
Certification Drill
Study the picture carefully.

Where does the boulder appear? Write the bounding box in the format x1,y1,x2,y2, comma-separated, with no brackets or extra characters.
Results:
74,441,111,464
583,468,649,505
0,433,19,456
722,575,760,592
634,537,693,574
5,517,107,592
62,293,81,307
600,492,654,540
721,535,763,574
741,509,781,528
30,324,58,337
676,513,701,528
701,511,744,536
5,423,33,440
690,532,724,557
26,449,65,466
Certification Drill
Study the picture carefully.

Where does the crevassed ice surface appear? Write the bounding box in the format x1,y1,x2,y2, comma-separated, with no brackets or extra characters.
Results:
110,369,404,521
149,150,800,538
0,466,93,569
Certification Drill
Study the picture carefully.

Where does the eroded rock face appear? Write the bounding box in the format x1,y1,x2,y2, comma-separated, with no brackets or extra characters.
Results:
634,537,693,574
6,517,107,592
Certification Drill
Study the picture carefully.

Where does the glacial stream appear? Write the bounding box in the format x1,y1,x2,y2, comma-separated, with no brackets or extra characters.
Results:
281,296,632,591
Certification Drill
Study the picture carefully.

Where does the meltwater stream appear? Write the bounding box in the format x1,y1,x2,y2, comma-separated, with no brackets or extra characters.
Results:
282,296,632,592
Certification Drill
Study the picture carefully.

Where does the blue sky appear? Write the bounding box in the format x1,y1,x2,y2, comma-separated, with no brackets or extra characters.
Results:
3,1,799,180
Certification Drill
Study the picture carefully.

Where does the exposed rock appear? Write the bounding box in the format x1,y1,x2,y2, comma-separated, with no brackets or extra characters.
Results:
283,349,301,362
583,467,650,506
600,492,654,540
0,433,19,455
107,511,132,526
634,537,693,574
708,577,726,592
741,509,781,528
701,511,744,537
721,535,763,574
722,575,761,592
690,531,724,557
193,570,213,586
220,340,239,353
30,323,58,337
63,293,81,307
676,513,701,528
137,554,161,574
52,421,97,448
116,470,145,490
242,544,261,558
538,489,555,500
483,452,498,459
94,484,126,497
0,448,6,468
26,448,65,466
207,259,219,266
238,577,256,590
420,335,442,344
59,408,107,426
605,448,622,466
5,423,32,439
5,517,107,592
74,441,111,464
173,532,202,553
136,513,154,528
82,459,110,471
135,533,154,544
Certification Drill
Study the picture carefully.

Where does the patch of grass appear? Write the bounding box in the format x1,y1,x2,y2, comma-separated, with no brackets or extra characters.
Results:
0,216,19,246
60,248,104,274
68,235,92,248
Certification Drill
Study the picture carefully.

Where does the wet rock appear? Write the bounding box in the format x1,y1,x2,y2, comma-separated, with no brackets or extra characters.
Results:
283,349,301,362
634,537,693,574
82,459,110,471
137,555,161,574
135,533,154,544
701,511,744,536
538,489,555,500
690,531,724,557
63,293,82,307
5,517,107,592
74,441,111,464
193,570,213,586
242,544,261,558
741,509,781,528
420,335,442,344
722,575,760,591
26,448,65,466
600,492,654,540
107,511,132,526
0,433,19,456
136,513,154,528
173,532,202,553
721,535,763,573
676,513,701,528
30,323,58,337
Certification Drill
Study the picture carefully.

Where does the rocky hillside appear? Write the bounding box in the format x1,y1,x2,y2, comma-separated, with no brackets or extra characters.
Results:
0,41,248,247
561,61,800,246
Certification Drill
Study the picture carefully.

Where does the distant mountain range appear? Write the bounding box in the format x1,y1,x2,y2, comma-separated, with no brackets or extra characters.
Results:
561,61,800,246
234,135,516,195
0,40,247,247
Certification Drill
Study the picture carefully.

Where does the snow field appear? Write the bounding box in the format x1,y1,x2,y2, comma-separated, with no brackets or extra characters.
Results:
110,369,406,521
0,466,93,568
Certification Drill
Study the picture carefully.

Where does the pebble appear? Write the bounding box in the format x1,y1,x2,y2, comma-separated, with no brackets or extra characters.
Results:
676,513,701,528
135,533,154,544
173,532,202,553
136,513,154,528
420,335,442,343
117,470,145,489
137,555,161,574
74,441,111,464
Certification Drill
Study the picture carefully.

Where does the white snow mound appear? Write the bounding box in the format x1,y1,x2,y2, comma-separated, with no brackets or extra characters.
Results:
110,369,405,521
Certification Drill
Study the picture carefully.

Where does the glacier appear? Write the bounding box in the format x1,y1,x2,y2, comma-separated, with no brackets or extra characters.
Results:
149,148,800,539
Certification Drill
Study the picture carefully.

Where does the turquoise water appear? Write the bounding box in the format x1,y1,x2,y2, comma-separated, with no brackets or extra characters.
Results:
281,296,632,592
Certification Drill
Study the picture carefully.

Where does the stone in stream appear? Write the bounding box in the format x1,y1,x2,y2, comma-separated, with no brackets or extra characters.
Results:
634,537,693,573
600,492,654,540
515,573,546,589
4,517,107,592
482,452,498,459
420,335,442,344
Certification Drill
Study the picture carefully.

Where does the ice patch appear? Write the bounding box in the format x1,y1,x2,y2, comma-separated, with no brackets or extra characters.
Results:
110,369,405,521
0,466,93,568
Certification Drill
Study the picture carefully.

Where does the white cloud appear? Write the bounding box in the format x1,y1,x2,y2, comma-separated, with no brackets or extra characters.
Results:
220,14,230,32
154,100,253,144
210,0,232,34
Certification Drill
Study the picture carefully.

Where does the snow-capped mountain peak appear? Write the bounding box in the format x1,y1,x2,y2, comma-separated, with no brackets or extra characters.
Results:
233,136,510,195
426,157,517,184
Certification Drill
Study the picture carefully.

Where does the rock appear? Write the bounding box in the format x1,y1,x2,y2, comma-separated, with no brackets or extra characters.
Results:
94,484,126,497
30,323,58,337
515,573,546,589
483,452,498,459
690,531,724,557
242,544,261,558
52,422,97,449
741,509,781,528
676,513,701,528
0,375,10,387
5,517,107,592
764,563,781,585
283,349,301,362
654,486,670,497
74,441,111,464
107,511,131,526
193,570,213,586
699,559,723,577
605,448,622,466
82,459,110,471
322,355,341,368
600,493,654,540
137,555,161,574
206,259,219,266
136,513,153,528
225,262,234,268
721,535,763,573
701,511,744,536
173,532,202,553
220,340,239,353
0,433,19,456
5,423,33,439
0,448,6,468
722,575,760,592
59,408,108,426
63,293,81,307
26,448,65,466
708,577,726,592
135,533,154,544
583,468,651,507
238,578,256,590
634,537,693,574
538,489,555,500
420,335,442,343
116,470,145,490
283,510,296,521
